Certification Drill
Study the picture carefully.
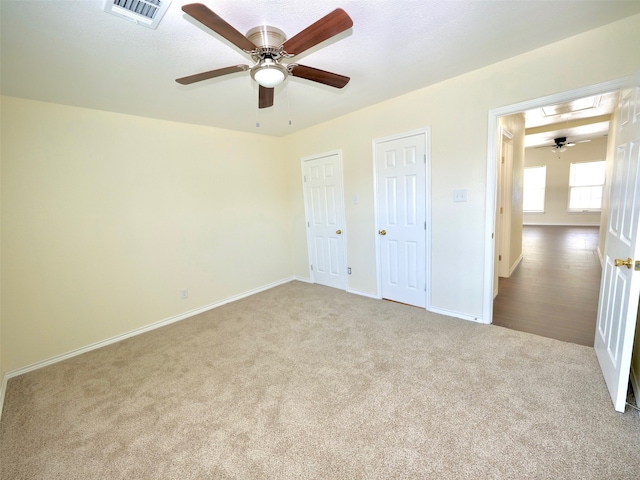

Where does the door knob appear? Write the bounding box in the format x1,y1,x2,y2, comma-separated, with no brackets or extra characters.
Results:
378,229,387,236
336,229,342,235
614,257,633,269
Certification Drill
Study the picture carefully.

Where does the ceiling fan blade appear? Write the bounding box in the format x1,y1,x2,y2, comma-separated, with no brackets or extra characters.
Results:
282,8,353,56
182,3,257,52
259,85,274,109
290,64,350,89
176,65,249,85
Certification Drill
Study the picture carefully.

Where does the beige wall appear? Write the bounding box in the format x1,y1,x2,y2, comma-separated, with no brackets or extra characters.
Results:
524,138,608,226
599,114,619,262
1,13,640,375
0,95,3,386
1,97,290,372
286,14,640,319
502,114,526,272
493,114,525,292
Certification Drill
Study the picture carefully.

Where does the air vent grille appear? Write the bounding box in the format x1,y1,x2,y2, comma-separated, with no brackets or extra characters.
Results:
103,0,171,29
117,0,160,20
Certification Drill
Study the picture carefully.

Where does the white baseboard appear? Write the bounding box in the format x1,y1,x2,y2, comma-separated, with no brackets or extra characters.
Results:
2,277,295,384
509,254,523,276
597,247,604,267
292,276,312,283
346,288,381,299
523,222,600,227
0,373,8,422
428,306,486,324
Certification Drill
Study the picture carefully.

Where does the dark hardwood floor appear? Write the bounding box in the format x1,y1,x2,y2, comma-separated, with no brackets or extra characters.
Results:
493,225,602,347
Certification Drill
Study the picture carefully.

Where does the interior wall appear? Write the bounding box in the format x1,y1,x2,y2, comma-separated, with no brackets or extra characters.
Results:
1,13,639,375
500,114,526,271
599,113,619,259
0,93,3,388
523,138,608,226
285,14,640,320
1,97,290,372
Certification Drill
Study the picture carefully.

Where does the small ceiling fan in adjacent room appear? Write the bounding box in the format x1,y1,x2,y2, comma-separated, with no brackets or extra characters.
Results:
176,3,353,108
536,137,591,153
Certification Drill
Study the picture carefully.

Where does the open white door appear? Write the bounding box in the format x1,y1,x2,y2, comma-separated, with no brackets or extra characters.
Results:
595,71,640,412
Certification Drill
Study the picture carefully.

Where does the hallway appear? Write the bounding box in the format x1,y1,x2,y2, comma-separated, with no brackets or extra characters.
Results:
493,225,601,347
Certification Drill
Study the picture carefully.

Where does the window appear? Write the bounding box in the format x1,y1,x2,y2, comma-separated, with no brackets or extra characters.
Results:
523,166,546,213
568,161,606,212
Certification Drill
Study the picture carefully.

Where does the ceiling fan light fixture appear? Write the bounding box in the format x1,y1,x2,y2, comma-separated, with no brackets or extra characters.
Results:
251,59,287,88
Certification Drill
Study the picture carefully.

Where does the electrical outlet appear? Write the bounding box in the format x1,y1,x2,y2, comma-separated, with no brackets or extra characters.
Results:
180,289,189,299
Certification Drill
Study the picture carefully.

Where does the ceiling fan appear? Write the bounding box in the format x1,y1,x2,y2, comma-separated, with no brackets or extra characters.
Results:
535,137,591,153
550,137,593,153
551,137,572,153
176,3,353,109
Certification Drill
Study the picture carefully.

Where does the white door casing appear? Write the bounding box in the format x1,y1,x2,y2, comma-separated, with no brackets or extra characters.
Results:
374,130,429,308
302,151,347,290
595,71,640,412
498,130,514,279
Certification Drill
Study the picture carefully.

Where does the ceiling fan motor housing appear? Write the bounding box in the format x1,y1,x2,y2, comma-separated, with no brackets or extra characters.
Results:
246,26,290,88
246,26,287,56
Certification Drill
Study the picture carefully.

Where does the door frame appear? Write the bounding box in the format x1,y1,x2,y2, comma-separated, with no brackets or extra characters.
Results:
372,127,432,308
483,77,629,323
301,149,348,289
497,128,514,281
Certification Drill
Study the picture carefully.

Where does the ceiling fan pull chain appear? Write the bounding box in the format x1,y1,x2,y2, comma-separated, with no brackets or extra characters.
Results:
286,85,292,126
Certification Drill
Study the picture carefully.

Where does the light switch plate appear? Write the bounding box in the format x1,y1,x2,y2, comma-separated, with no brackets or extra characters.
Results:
453,189,467,202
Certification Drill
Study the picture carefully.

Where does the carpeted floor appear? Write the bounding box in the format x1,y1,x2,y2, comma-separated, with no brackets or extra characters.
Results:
1,281,640,479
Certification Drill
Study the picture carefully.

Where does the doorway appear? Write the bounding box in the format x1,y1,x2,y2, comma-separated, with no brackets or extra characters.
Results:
483,78,627,324
491,107,610,345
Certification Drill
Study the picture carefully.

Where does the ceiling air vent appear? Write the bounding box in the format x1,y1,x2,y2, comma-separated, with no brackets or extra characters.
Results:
103,0,171,30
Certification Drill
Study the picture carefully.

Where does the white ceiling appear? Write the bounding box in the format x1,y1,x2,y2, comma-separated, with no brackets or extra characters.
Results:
2,0,640,137
523,91,620,148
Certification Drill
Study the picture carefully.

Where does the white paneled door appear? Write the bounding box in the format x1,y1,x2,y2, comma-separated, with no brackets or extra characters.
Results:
375,132,427,308
595,71,640,412
302,152,347,290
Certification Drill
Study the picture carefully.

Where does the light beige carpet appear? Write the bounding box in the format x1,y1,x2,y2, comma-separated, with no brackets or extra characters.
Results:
1,281,640,479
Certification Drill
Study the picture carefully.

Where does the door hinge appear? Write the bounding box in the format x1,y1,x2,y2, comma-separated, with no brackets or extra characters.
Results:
499,255,502,261
500,207,503,214
307,221,310,227
310,264,313,271
424,221,426,230
424,284,427,292
424,154,426,164
501,156,505,164
304,175,307,182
